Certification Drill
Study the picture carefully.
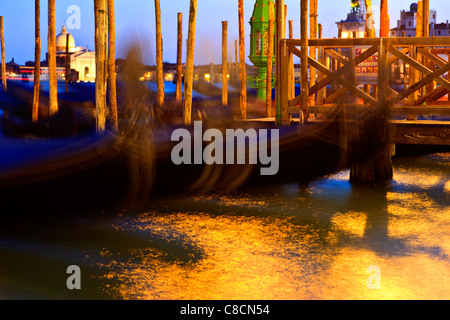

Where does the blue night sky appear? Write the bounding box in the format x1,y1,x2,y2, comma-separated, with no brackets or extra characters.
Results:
1,0,450,66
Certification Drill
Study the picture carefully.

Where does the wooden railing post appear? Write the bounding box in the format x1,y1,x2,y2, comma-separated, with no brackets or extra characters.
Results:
280,39,291,126
300,0,309,124
317,23,325,106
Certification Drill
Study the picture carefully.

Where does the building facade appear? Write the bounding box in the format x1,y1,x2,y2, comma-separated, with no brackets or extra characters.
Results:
389,2,448,37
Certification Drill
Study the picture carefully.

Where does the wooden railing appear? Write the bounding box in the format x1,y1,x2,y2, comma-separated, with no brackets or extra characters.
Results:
280,37,450,124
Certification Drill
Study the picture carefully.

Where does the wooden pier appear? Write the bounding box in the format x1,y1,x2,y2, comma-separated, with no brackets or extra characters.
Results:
275,36,450,147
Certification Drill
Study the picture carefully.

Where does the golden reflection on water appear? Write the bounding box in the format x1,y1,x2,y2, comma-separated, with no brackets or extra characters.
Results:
96,155,450,300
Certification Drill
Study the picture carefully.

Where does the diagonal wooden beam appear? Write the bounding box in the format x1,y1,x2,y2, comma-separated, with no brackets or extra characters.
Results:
417,47,448,67
390,62,450,105
415,85,449,105
308,56,378,105
389,46,450,90
388,47,409,66
290,46,302,59
387,87,411,105
310,44,379,95
325,48,348,65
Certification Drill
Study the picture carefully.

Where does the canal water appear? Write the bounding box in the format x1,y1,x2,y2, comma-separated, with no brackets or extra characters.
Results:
0,149,448,300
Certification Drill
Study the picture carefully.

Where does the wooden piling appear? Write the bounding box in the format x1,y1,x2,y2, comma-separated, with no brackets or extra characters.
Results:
0,17,6,93
380,0,389,38
317,23,325,106
289,20,294,101
108,0,118,132
184,0,197,125
364,0,376,38
309,0,317,106
95,0,107,134
176,12,182,103
275,0,285,126
423,0,429,37
300,0,309,124
65,34,70,93
154,0,164,108
266,2,274,118
222,21,228,107
32,0,41,122
417,1,423,38
48,0,58,115
235,39,238,82
238,0,247,119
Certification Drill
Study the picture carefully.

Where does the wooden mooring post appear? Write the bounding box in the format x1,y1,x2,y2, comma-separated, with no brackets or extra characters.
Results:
65,34,70,93
266,1,274,118
222,21,228,107
48,0,58,116
0,16,6,93
350,38,393,183
32,0,41,122
300,0,309,124
176,12,182,103
238,0,247,119
108,0,118,132
154,0,164,109
183,0,197,125
95,0,107,134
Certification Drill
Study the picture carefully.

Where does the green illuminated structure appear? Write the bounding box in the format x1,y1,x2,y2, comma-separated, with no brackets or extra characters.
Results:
248,0,275,100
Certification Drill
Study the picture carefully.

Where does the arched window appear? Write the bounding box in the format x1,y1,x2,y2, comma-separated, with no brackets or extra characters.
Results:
84,67,89,78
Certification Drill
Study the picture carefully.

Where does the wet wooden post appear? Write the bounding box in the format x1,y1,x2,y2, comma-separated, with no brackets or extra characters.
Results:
48,0,58,115
238,0,247,119
235,39,238,82
289,20,294,101
364,0,375,95
407,1,423,120
65,34,70,93
350,38,393,183
309,0,317,107
108,0,118,132
0,17,6,93
275,0,285,126
154,0,164,109
423,0,429,37
300,0,309,124
184,0,197,125
176,12,182,103
284,5,288,38
95,0,107,134
32,0,41,122
380,0,389,38
222,21,228,107
317,23,325,106
365,0,376,38
266,2,274,118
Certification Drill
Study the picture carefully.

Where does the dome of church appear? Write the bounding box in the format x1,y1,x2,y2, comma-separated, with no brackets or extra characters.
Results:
55,24,76,53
